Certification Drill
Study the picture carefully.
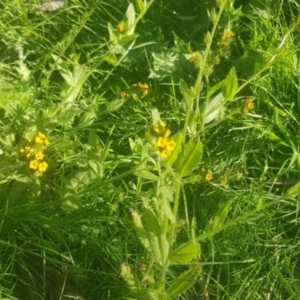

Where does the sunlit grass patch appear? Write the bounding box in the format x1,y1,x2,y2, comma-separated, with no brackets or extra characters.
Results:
1,0,300,299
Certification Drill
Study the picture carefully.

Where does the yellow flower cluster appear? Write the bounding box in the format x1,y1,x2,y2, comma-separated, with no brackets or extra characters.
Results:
133,82,149,97
120,82,149,99
149,122,176,159
240,98,254,114
19,132,50,174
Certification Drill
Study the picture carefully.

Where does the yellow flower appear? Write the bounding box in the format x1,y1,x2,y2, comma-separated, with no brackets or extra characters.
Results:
38,162,48,173
201,168,213,182
35,132,50,145
150,122,168,137
38,132,46,139
166,140,176,151
29,160,39,170
35,136,44,144
117,22,126,33
221,29,234,40
120,91,129,99
205,171,213,182
142,89,148,97
241,98,254,114
20,148,25,154
43,138,50,146
133,82,149,97
157,137,167,148
161,149,171,158
138,82,149,89
35,151,44,160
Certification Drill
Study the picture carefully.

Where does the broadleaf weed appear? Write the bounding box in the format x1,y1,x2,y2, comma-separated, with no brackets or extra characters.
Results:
1,0,300,299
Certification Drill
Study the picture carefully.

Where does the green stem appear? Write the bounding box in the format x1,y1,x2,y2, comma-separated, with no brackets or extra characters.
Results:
194,0,227,111
159,174,182,292
168,174,182,246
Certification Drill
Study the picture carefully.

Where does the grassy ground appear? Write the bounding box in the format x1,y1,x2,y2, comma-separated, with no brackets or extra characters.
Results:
1,0,300,299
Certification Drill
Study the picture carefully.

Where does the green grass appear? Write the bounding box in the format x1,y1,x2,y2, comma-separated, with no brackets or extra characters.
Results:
1,0,300,299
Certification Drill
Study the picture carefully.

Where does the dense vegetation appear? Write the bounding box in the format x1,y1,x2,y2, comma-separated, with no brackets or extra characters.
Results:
1,0,300,299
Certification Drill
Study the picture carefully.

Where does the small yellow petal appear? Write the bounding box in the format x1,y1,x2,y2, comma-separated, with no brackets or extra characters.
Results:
38,162,48,172
35,137,43,144
161,149,171,158
157,137,167,148
38,132,46,139
35,152,44,160
166,140,176,151
29,160,39,170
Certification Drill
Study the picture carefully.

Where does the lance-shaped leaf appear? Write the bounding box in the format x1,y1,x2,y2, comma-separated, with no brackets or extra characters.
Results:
134,170,159,181
165,132,183,167
125,3,136,34
285,182,300,198
165,263,201,299
222,67,238,101
142,205,169,265
174,140,203,177
206,200,233,233
179,79,193,113
169,242,201,264
202,92,224,124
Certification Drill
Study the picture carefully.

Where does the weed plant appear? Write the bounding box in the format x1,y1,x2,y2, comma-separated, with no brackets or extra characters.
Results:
1,0,300,299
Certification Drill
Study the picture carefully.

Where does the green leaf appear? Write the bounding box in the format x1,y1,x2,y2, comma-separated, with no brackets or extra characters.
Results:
165,263,201,299
104,52,118,65
208,79,226,97
169,242,201,264
118,34,139,46
165,132,183,167
106,99,126,112
134,0,146,13
88,130,98,148
127,289,161,300
134,170,159,181
202,92,224,124
142,205,169,265
160,186,175,224
179,79,193,113
87,151,103,179
142,205,162,264
125,3,136,34
285,182,300,197
222,67,238,101
107,22,118,44
61,199,81,212
151,108,161,124
58,64,88,105
207,200,233,232
174,140,203,177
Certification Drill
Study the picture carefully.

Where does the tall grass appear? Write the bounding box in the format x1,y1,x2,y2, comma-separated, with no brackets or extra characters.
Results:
1,0,300,299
